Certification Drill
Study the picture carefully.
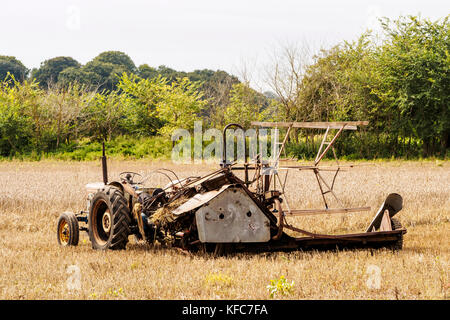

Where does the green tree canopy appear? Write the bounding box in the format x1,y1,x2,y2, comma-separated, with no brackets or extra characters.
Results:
375,15,450,155
31,56,80,88
135,66,240,127
90,51,136,74
58,66,102,89
118,74,206,136
0,56,29,82
0,78,34,155
293,15,449,157
82,51,137,91
224,83,278,128
188,69,240,126
156,76,207,135
137,64,159,79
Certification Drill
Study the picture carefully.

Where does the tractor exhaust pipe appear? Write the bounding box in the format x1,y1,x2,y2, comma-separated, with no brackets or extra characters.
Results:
102,142,108,185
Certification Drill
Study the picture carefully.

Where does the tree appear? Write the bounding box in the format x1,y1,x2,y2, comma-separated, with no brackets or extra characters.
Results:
188,69,240,127
0,78,33,155
296,36,380,156
118,74,166,136
58,67,102,90
157,77,206,135
224,83,276,128
44,83,96,146
155,65,186,82
90,51,136,74
264,43,318,144
32,56,80,88
138,64,158,79
0,56,29,82
83,61,128,91
82,51,137,91
286,15,449,158
374,15,450,156
118,74,206,136
0,77,54,153
83,91,126,141
265,43,312,125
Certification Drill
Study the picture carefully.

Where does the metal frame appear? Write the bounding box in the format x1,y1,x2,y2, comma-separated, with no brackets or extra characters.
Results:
251,121,368,210
248,120,387,240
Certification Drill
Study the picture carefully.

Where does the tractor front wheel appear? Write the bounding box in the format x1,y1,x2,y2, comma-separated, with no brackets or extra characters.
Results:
88,186,131,250
57,211,79,246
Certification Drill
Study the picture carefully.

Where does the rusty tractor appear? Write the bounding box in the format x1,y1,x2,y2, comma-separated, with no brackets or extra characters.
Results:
57,121,406,254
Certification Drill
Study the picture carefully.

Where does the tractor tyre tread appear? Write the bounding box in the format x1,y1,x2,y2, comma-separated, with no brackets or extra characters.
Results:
89,186,131,250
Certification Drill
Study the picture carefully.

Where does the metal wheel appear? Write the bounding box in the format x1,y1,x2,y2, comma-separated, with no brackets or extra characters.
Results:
90,200,111,246
57,212,79,246
88,186,131,250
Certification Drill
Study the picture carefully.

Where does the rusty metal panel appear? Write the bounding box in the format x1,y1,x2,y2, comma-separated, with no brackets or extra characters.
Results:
171,184,232,216
195,187,271,243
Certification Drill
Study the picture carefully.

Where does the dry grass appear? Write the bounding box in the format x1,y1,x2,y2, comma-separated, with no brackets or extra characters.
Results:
0,159,448,300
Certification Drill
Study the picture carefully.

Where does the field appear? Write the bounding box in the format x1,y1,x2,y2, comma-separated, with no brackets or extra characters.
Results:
0,159,448,300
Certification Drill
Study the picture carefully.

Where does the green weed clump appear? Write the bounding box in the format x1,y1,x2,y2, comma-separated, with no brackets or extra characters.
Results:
267,275,295,298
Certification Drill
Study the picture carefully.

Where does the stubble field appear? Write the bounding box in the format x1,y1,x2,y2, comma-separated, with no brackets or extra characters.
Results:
0,159,448,300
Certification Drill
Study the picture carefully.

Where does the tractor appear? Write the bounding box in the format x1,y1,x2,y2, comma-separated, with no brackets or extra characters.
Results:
57,122,406,254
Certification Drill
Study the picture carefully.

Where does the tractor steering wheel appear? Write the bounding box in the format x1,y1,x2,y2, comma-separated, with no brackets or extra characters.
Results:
119,171,143,184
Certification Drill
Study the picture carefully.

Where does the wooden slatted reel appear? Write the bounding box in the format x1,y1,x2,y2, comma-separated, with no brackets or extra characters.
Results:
312,123,346,209
251,121,371,223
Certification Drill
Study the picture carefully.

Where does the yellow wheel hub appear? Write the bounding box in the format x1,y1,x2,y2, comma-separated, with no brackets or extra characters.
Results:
59,220,70,245
102,210,112,233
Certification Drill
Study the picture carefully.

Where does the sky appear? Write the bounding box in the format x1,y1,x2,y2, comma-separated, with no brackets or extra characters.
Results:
0,0,448,88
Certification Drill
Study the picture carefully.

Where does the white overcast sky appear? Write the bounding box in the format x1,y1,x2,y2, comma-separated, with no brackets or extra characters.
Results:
1,0,448,86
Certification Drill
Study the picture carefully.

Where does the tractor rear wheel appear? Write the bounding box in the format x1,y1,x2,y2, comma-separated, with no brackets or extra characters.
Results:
88,186,131,250
57,211,79,246
390,218,403,250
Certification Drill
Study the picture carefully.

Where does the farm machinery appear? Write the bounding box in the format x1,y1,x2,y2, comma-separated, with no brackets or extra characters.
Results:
57,121,406,254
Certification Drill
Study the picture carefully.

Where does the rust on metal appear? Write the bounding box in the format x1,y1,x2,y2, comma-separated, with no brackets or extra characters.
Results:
286,207,371,216
272,198,284,240
251,121,369,130
171,184,232,216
